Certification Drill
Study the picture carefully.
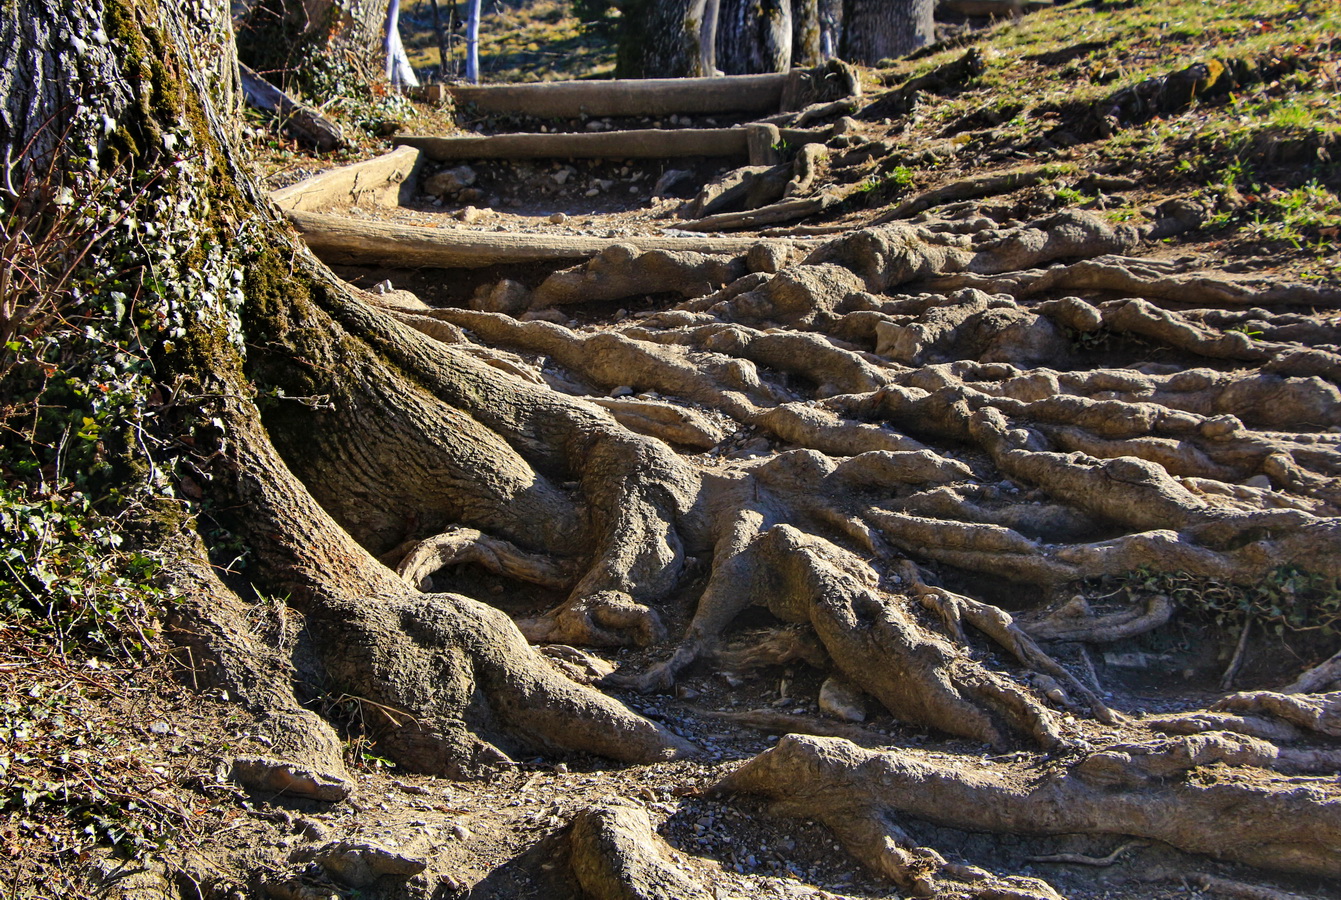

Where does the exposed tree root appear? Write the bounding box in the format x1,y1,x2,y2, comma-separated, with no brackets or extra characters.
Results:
719,734,1341,895
164,545,355,801
704,709,891,744
568,801,709,900
1213,692,1341,738
624,518,1063,750
1021,593,1175,644
874,166,1051,223
924,255,1341,309
1281,650,1341,694
1192,874,1315,900
388,526,574,592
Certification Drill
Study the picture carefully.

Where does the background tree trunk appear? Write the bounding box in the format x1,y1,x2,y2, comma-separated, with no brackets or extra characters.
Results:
624,0,795,77
716,0,793,75
841,0,934,64
820,0,842,58
236,0,388,88
792,0,822,67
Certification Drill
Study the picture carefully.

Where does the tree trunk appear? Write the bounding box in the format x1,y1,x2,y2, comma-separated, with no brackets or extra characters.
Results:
841,0,934,65
2,0,690,782
792,0,822,67
384,0,419,87
236,0,389,89
716,0,793,75
627,0,794,78
630,0,716,78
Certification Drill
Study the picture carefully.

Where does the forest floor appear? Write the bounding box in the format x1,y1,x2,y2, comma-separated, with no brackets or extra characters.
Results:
5,1,1341,899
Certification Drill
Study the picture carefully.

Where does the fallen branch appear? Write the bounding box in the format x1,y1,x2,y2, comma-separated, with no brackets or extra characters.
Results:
238,63,344,152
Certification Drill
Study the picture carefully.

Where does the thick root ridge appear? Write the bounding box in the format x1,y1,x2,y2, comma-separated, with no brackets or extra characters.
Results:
567,801,710,900
390,526,574,592
719,733,1341,888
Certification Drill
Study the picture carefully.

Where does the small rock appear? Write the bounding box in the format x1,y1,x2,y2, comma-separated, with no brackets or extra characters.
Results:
747,242,789,274
1243,474,1273,489
584,187,600,197
311,839,426,888
652,168,693,197
585,120,604,131
548,212,569,224
454,205,483,223
457,187,486,204
450,824,472,841
372,279,394,294
610,385,635,397
149,721,171,735
423,164,477,198
818,675,868,723
553,168,573,185
472,279,530,314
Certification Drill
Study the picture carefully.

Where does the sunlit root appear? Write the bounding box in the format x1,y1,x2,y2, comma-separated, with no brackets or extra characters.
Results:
568,801,710,900
520,589,668,648
1281,649,1341,693
905,571,1115,723
390,527,574,592
759,526,1063,749
718,734,1341,890
589,397,730,448
531,243,745,309
1021,592,1174,643
1213,691,1341,737
1145,712,1303,743
923,254,1341,310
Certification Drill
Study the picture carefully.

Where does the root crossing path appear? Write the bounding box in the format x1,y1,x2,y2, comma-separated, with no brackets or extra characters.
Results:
275,62,1341,900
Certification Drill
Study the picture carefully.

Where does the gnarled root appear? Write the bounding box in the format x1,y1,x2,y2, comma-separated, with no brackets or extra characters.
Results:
1213,691,1341,737
567,801,710,900
519,589,668,648
761,525,1063,749
388,526,574,592
905,569,1116,724
718,733,1341,892
1020,592,1174,643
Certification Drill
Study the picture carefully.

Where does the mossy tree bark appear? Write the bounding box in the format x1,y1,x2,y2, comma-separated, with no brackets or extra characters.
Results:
2,0,690,787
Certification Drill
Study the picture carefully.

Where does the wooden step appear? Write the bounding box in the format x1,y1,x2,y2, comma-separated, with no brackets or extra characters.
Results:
394,124,826,163
285,211,819,269
443,64,860,119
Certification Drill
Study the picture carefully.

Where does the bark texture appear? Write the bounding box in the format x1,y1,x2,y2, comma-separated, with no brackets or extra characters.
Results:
237,0,389,88
842,0,935,64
